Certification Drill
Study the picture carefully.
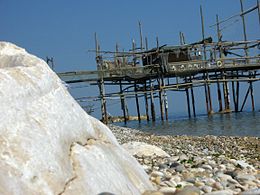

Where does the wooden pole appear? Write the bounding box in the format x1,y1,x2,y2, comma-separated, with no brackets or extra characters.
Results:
134,81,141,122
217,78,223,112
139,21,143,51
150,79,156,121
119,81,127,124
258,0,260,26
191,83,196,117
179,31,183,45
158,78,164,121
156,36,159,49
200,5,212,114
222,71,231,112
188,76,196,117
115,43,119,68
164,90,169,120
145,37,148,50
185,77,191,118
186,87,191,118
204,80,209,113
95,33,108,123
231,70,240,112
132,38,141,122
240,84,251,112
216,15,224,112
207,83,213,114
231,74,237,111
162,78,169,120
236,72,240,112
98,80,108,124
240,0,249,57
144,81,150,121
249,80,255,111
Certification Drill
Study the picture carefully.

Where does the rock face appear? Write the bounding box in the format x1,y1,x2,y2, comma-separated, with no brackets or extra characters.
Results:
0,42,154,195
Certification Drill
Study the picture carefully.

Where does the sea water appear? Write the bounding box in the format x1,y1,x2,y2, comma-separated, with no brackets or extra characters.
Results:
116,111,260,137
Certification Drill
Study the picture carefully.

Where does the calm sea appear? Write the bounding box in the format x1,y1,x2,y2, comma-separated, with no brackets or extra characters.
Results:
116,112,260,137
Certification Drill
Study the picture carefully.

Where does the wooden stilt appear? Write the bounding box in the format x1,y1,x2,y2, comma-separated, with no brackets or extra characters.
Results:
158,78,165,121
231,78,237,112
186,87,191,118
134,81,141,122
98,79,108,124
217,78,223,112
144,81,150,121
185,77,191,118
204,78,209,114
162,78,169,120
189,76,196,117
95,32,108,124
249,81,255,111
200,6,212,115
119,81,127,124
235,71,240,112
191,84,196,117
240,84,251,112
207,82,213,114
164,90,169,120
222,71,230,111
150,79,156,121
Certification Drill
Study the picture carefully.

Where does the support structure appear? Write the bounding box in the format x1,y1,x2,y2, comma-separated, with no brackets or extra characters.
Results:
58,3,260,124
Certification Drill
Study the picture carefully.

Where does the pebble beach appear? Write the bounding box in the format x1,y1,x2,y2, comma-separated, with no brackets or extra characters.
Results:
108,124,260,195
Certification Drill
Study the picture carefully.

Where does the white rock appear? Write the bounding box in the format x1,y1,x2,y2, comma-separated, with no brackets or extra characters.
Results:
122,142,170,157
204,189,233,195
202,164,213,170
216,172,233,182
151,171,164,177
170,176,182,183
236,174,256,182
0,42,154,195
202,178,216,186
236,160,255,170
227,178,239,185
202,185,212,193
159,187,176,193
240,188,260,195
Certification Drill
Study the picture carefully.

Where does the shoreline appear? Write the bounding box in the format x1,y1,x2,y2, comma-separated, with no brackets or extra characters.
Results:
108,124,260,194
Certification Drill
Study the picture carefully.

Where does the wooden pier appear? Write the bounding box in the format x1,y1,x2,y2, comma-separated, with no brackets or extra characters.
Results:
56,1,260,124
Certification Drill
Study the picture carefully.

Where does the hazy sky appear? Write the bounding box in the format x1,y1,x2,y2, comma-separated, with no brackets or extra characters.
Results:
1,0,259,118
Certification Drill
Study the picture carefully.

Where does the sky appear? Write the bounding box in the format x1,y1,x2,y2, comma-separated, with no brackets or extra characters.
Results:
1,0,259,119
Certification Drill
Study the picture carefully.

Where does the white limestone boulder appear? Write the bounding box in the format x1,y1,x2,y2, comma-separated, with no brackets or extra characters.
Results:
0,42,154,195
123,142,170,158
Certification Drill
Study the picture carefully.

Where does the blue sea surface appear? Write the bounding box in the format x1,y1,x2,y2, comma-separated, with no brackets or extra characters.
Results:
116,112,260,137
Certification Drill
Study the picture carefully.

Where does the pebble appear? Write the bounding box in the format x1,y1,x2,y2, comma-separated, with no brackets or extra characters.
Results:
236,174,256,182
174,186,201,195
151,171,164,177
240,188,260,195
237,160,255,170
108,124,260,195
159,187,176,194
170,176,181,183
201,185,212,193
179,154,188,162
194,181,205,187
227,178,239,185
203,190,233,195
202,164,213,171
212,182,223,190
175,164,185,173
163,180,176,188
